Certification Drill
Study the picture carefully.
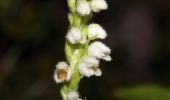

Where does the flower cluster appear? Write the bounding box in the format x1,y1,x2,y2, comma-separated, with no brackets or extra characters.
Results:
79,41,111,77
53,0,110,99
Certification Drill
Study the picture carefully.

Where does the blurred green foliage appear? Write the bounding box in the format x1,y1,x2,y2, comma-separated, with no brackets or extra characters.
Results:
116,85,170,100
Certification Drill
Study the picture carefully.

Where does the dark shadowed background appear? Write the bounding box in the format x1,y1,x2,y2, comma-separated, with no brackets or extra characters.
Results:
0,0,170,100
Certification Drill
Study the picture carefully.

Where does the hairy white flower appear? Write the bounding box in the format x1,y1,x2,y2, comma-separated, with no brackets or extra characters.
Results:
79,62,102,77
66,27,86,44
67,91,82,100
54,61,71,83
76,0,91,16
78,41,111,77
90,0,108,12
87,23,107,39
88,41,111,61
79,56,102,77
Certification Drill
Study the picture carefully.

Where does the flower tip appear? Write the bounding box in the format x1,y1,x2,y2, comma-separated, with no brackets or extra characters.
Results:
103,55,112,61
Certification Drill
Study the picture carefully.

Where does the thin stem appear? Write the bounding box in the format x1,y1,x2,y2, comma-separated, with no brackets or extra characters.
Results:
61,41,89,99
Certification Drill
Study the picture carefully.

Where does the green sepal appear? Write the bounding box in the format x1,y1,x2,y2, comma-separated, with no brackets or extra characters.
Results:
81,26,88,36
65,41,75,63
67,0,76,12
60,84,69,100
73,14,82,27
81,13,93,25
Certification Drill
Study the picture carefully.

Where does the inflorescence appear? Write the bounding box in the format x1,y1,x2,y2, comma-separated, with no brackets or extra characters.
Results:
53,0,111,99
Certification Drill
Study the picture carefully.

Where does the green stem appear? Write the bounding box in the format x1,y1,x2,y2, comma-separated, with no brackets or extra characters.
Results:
61,1,92,99
61,42,88,99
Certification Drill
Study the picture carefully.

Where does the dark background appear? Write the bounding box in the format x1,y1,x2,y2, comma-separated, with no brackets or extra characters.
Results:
0,0,170,100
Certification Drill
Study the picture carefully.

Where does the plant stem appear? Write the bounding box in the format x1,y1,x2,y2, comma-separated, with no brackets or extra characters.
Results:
61,41,88,99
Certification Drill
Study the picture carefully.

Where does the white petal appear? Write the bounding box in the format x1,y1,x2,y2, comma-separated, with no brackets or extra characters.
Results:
79,62,94,77
83,56,100,67
66,27,82,44
54,73,62,83
77,0,91,16
93,41,111,53
88,41,111,60
88,23,107,39
56,61,68,70
90,0,108,13
103,55,112,61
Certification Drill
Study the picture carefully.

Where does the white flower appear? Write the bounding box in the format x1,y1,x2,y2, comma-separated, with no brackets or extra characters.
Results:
54,61,71,83
90,0,108,13
67,91,82,100
87,23,107,39
79,62,102,77
79,56,102,77
66,27,86,44
76,0,91,16
88,41,111,61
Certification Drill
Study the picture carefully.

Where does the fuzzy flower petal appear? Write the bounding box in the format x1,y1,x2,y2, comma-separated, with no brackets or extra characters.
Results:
88,41,111,61
87,23,107,39
66,27,86,44
77,0,91,16
90,0,108,12
79,62,95,77
83,56,100,67
79,56,101,77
